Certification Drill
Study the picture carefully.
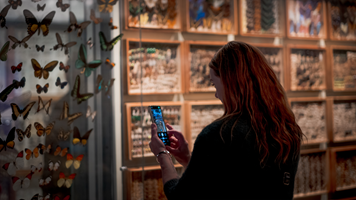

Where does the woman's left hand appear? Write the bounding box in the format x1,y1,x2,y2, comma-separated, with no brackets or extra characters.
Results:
149,123,167,155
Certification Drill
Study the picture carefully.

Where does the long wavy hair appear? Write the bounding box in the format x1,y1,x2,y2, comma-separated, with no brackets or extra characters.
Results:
209,41,305,169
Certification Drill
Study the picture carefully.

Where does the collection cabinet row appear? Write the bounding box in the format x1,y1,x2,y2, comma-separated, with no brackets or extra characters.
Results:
124,0,356,41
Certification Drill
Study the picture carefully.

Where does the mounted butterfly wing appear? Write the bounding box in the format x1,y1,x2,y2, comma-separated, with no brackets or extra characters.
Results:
36,96,52,114
0,5,11,29
16,124,31,141
57,172,76,188
48,160,61,171
97,0,118,13
12,172,33,191
37,4,46,11
8,0,22,10
65,154,83,169
11,62,23,73
8,35,32,49
35,45,45,52
25,145,40,160
99,31,123,51
11,101,36,120
53,146,68,157
54,195,70,200
59,62,70,72
34,121,55,137
55,77,68,89
0,41,10,61
56,0,70,12
36,83,49,94
90,9,102,24
58,129,71,141
71,75,94,104
31,58,58,79
2,151,24,176
59,101,83,125
72,126,92,145
67,12,91,37
0,77,26,102
23,9,55,36
75,44,101,77
53,33,77,55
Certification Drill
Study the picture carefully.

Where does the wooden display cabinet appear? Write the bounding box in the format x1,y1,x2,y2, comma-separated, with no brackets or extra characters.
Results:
288,97,330,145
185,0,237,35
184,41,227,93
239,0,284,38
286,0,327,40
329,145,356,193
327,1,356,41
327,96,356,143
125,102,185,160
329,46,356,91
124,0,182,31
285,45,328,91
184,100,223,151
126,164,183,200
294,149,329,198
126,39,184,95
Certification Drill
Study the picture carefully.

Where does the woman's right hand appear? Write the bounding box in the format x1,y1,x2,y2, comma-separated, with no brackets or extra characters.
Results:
165,123,191,168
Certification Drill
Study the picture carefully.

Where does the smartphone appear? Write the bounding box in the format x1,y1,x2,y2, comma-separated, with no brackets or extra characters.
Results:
148,105,171,146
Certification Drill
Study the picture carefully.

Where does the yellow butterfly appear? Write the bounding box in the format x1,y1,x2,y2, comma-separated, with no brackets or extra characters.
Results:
73,126,92,145
57,172,76,188
65,154,83,169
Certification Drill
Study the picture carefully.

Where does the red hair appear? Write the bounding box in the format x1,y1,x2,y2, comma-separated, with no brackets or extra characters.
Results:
209,41,305,169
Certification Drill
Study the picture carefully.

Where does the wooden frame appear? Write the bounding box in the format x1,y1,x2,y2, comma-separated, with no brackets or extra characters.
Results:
185,0,238,35
327,1,356,41
126,39,184,95
288,97,330,145
239,0,284,38
329,46,356,92
124,0,182,31
126,164,183,200
294,149,329,198
184,41,227,93
328,96,356,143
184,100,223,151
329,145,356,193
125,102,185,160
286,0,328,40
285,45,328,91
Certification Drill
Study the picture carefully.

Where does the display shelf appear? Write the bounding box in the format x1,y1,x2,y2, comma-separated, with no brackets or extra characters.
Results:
327,1,356,41
285,45,328,91
293,149,329,198
184,41,227,93
239,0,283,38
125,102,184,160
288,97,329,145
126,164,183,200
330,46,356,91
286,0,327,40
185,0,237,35
329,146,356,193
126,39,184,95
124,0,182,31
184,100,223,151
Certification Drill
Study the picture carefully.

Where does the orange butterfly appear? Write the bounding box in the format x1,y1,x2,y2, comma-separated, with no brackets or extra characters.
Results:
108,17,117,29
25,145,41,160
105,58,115,67
34,121,55,137
54,195,70,200
66,154,83,169
90,9,102,24
57,172,76,188
38,143,52,154
53,145,68,157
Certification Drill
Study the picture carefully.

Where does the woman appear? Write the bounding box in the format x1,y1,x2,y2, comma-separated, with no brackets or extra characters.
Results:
149,41,304,200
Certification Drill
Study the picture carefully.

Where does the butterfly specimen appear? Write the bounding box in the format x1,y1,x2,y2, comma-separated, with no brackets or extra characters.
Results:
71,75,94,104
87,37,94,49
0,5,11,29
59,101,83,125
58,129,71,141
39,176,52,187
56,0,70,12
16,124,31,141
8,0,22,10
11,101,36,120
95,74,115,98
0,77,26,102
31,0,42,2
8,35,32,49
99,31,123,51
2,151,23,176
12,171,33,191
11,62,22,73
59,62,70,72
55,77,68,89
48,160,61,171
66,154,83,169
53,146,68,157
67,11,91,37
31,162,43,173
37,4,46,11
90,9,102,24
105,58,115,67
54,195,70,200
23,10,56,36
0,41,10,61
76,44,102,77
97,0,118,13
34,121,55,137
57,172,76,188
0,127,15,152
73,126,92,145
25,145,41,160
53,33,77,55
36,83,49,94
108,17,117,29
36,44,45,52
86,106,96,122
36,96,52,114
38,143,51,154
31,58,58,79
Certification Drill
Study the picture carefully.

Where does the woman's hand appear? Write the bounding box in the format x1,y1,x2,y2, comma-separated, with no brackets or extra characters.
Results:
149,123,167,156
165,124,191,168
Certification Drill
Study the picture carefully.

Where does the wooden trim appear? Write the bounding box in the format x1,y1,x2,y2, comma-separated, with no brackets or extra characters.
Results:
286,0,327,40
327,1,356,41
300,148,327,155
185,0,238,35
331,97,356,143
288,97,327,104
239,0,284,38
127,164,183,172
330,145,356,153
293,190,327,198
326,98,334,143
